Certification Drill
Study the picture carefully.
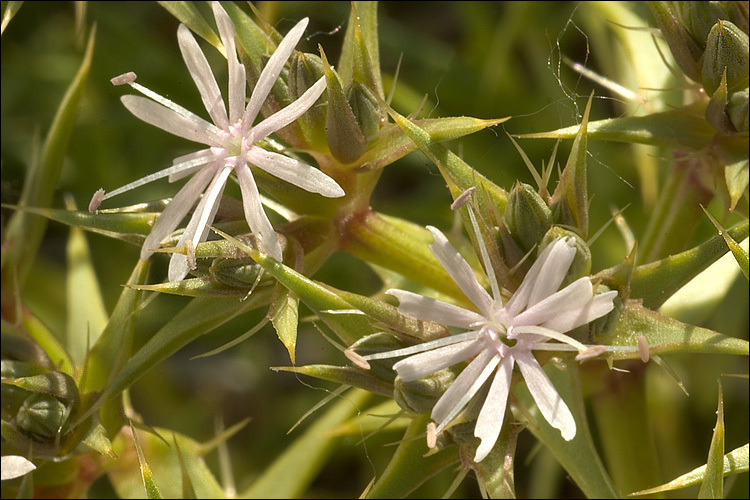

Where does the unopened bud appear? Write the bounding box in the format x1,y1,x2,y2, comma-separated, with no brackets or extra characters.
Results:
346,81,381,138
16,393,68,441
676,2,731,48
649,1,705,83
394,368,455,414
540,228,591,286
209,257,263,288
728,88,749,133
504,183,553,252
289,52,329,152
702,20,750,95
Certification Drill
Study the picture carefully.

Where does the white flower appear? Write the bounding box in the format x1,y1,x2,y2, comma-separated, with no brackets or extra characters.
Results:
360,224,617,463
1,455,36,481
96,2,344,281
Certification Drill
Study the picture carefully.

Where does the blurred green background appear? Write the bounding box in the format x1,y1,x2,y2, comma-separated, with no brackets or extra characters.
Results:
2,2,747,497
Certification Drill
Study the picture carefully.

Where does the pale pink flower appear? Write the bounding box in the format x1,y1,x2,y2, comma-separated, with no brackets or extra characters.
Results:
95,2,343,281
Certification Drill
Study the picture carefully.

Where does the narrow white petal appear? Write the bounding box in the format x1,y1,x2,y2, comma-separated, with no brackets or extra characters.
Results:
1,455,36,480
386,289,484,329
393,338,484,382
512,325,588,351
433,349,500,433
169,149,214,182
512,277,592,327
362,331,482,361
140,164,217,260
251,76,327,141
177,24,228,128
168,165,231,281
121,95,219,146
235,163,283,260
212,2,245,124
540,290,617,333
527,238,576,308
245,146,344,198
426,226,494,316
474,355,514,462
243,18,309,132
514,350,576,441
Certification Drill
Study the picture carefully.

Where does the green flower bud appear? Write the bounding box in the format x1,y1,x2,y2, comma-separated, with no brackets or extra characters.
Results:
346,80,382,138
588,285,624,343
702,20,750,95
676,1,731,48
394,368,456,414
320,47,367,164
504,182,553,252
209,257,264,288
289,52,329,152
649,1,705,82
540,227,591,287
16,393,69,442
728,88,749,132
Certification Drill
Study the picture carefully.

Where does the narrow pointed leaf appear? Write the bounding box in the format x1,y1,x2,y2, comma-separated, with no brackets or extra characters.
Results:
516,101,715,152
131,422,163,499
158,1,222,54
628,220,749,309
701,207,748,279
270,289,299,363
605,300,749,359
173,435,198,500
272,364,393,397
629,444,749,495
699,383,725,498
339,1,382,97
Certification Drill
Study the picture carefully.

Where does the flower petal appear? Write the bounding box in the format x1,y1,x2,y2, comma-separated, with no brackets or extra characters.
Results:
212,2,245,124
386,289,484,328
433,349,500,433
235,163,283,260
177,24,228,128
140,164,217,260
121,95,219,146
474,354,514,462
540,290,617,333
1,455,36,480
512,277,592,328
514,349,576,441
243,17,309,132
527,238,576,308
168,165,232,281
251,77,327,141
393,338,484,382
245,146,344,198
426,226,493,316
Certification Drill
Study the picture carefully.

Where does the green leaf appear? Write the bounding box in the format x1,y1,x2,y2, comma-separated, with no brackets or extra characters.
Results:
629,443,749,495
130,421,163,499
339,1,383,97
605,300,749,360
701,207,748,279
699,382,725,498
366,413,461,498
243,389,371,498
513,360,618,499
158,1,222,54
627,220,749,309
1,26,96,294
516,101,715,152
270,288,299,363
272,364,393,397
66,213,108,366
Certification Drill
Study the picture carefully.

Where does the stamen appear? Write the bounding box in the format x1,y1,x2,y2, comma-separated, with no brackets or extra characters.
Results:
637,335,650,363
575,345,607,361
185,240,197,271
110,72,137,86
450,187,476,211
426,422,438,449
88,188,105,213
344,349,371,370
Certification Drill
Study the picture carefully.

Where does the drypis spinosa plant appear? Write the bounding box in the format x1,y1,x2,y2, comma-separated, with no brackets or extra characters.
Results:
1,1,747,499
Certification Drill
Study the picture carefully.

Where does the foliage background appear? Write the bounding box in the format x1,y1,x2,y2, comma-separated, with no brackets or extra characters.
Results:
1,1,747,497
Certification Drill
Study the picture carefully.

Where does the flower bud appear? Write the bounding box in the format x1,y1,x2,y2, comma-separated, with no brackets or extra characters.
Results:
649,1,705,82
16,393,69,442
702,20,750,96
320,48,367,164
504,183,553,253
587,285,624,342
209,257,263,288
675,2,731,48
394,368,456,414
289,52,329,152
540,227,591,287
728,87,749,133
346,80,382,138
